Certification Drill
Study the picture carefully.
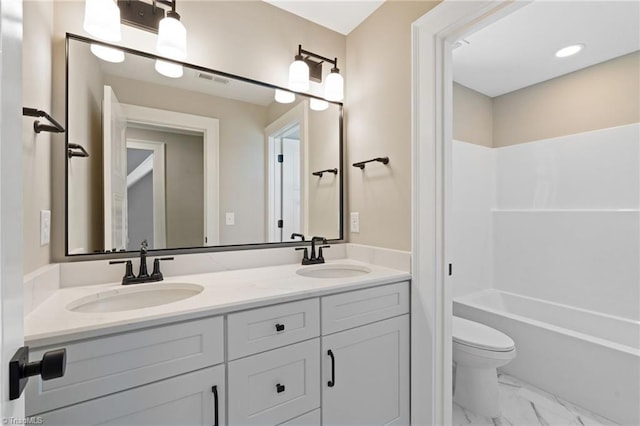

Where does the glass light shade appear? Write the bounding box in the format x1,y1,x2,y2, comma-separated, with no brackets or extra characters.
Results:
156,17,187,60
310,98,329,111
324,71,344,102
83,0,121,42
275,89,295,104
155,60,183,78
288,59,309,92
90,44,124,63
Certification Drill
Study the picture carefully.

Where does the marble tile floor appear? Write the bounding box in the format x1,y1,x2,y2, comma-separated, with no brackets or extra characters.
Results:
453,373,619,426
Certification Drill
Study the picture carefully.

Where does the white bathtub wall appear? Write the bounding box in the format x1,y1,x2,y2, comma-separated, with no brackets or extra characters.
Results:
493,124,640,320
451,141,495,298
495,124,639,209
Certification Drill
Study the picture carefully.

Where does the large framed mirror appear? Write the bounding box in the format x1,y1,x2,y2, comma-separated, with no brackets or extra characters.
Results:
65,33,343,256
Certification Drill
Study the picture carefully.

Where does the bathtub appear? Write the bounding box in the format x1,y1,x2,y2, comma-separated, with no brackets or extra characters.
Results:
453,289,640,425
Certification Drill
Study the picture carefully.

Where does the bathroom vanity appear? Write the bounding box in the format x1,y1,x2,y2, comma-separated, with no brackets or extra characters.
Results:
24,260,410,426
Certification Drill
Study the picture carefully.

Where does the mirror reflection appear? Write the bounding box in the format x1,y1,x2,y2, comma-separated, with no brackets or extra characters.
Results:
66,35,343,255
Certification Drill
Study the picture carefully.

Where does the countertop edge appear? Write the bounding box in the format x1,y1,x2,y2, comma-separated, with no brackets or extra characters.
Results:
26,271,411,348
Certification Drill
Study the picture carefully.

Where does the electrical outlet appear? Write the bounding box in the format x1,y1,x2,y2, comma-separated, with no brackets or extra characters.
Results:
225,212,235,226
350,212,360,233
40,210,51,246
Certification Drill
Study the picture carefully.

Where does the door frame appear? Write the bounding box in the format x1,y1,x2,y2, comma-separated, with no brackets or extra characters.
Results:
121,103,220,246
264,101,309,242
126,139,167,249
411,1,527,424
1,0,24,418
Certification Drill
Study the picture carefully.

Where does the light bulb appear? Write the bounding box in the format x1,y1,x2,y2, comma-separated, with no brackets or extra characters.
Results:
555,44,584,58
310,98,329,111
155,60,183,78
275,89,295,104
156,14,187,60
90,44,124,63
324,70,344,102
83,0,121,42
288,56,309,92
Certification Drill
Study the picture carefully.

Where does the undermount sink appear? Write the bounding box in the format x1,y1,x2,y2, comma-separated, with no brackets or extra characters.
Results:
67,283,204,313
296,264,371,279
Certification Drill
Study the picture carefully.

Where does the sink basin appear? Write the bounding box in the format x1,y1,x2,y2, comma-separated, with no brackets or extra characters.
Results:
67,283,204,313
296,264,371,279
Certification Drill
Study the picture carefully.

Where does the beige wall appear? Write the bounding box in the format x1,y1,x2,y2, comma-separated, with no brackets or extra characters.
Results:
345,1,439,251
453,83,493,147
493,51,640,147
23,1,54,273
20,0,346,267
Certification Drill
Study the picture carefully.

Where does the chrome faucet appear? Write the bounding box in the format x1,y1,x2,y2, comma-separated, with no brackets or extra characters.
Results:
109,240,174,285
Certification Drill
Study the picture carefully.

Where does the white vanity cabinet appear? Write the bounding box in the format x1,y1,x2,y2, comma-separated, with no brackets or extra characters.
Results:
26,316,226,425
321,282,410,426
26,280,410,426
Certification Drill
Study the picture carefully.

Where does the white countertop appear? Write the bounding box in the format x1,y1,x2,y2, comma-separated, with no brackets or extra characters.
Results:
25,259,410,347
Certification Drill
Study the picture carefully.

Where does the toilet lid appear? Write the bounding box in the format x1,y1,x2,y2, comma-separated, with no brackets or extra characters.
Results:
453,316,515,352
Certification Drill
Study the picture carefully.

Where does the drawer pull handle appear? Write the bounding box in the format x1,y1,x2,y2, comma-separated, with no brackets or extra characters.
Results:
275,323,285,332
211,385,219,426
328,349,335,387
276,383,286,393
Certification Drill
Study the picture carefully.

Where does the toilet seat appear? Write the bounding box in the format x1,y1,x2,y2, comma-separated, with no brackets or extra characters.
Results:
453,316,515,352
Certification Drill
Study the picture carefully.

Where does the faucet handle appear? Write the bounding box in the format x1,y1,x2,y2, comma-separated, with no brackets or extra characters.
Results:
295,247,309,262
318,245,331,262
109,260,135,284
151,257,174,281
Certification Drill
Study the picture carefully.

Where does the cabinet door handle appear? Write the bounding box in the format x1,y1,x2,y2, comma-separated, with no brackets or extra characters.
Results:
327,349,335,388
276,383,286,393
211,385,219,426
275,323,285,332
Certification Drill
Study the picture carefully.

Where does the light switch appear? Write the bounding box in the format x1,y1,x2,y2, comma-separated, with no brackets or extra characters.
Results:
350,212,360,233
40,210,51,246
225,212,235,226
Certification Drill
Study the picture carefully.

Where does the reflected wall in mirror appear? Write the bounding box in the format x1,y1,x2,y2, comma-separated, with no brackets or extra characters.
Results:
66,34,343,256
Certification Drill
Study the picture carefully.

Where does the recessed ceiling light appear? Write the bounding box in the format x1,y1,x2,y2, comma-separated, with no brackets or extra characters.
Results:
555,44,584,58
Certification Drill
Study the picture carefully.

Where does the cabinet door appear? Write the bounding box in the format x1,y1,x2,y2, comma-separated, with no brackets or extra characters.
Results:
39,365,225,426
322,315,409,426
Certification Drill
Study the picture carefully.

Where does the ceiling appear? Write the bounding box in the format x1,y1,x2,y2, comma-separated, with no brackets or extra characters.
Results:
452,1,640,97
263,0,385,35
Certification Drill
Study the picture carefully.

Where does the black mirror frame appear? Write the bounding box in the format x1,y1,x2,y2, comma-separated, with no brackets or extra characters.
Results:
64,33,344,260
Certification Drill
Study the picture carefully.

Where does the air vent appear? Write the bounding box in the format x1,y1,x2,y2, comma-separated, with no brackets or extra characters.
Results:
197,72,230,85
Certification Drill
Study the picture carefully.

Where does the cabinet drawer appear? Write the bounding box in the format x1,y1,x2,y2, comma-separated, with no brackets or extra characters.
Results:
39,365,225,426
227,298,319,360
321,282,409,334
27,316,224,415
278,409,320,426
228,339,320,426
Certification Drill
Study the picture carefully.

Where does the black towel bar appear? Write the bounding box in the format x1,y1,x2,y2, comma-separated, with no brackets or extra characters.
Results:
23,107,65,134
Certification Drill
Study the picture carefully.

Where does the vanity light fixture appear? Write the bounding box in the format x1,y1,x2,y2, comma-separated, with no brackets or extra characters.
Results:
555,44,584,58
288,44,344,102
84,0,121,42
275,89,296,104
84,0,188,72
310,98,329,111
155,1,187,60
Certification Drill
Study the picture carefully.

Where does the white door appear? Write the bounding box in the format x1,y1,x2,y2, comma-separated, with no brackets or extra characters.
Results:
103,86,128,251
1,0,25,419
322,315,410,426
281,137,301,239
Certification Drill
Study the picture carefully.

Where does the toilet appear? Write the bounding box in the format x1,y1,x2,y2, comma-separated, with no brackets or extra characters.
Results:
452,316,516,417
